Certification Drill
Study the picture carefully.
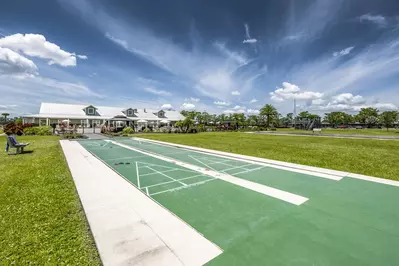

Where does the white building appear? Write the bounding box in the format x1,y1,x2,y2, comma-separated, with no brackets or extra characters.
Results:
23,103,185,128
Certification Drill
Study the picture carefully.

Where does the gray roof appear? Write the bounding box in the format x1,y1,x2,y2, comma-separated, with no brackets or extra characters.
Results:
24,103,185,121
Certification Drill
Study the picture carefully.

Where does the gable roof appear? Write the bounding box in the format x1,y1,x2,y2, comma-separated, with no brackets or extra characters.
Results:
27,103,185,121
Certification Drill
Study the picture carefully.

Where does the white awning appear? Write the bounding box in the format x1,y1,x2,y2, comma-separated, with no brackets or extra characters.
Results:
160,119,170,123
137,119,148,123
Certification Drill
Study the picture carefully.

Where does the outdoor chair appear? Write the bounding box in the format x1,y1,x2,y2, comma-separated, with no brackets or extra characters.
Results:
6,135,30,155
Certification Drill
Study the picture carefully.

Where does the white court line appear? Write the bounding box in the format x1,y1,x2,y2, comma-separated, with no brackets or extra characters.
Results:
150,179,216,196
221,163,257,173
189,155,217,171
108,140,308,206
231,166,265,176
145,166,188,186
145,187,149,195
133,138,344,181
139,167,199,177
136,162,140,189
143,174,209,189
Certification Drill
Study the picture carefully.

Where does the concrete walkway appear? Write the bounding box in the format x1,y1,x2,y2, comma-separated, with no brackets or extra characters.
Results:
252,131,399,140
60,140,222,266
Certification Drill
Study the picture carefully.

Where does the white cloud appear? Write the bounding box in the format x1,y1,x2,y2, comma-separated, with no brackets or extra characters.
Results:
180,103,195,110
77,54,88,59
231,91,240,96
0,33,78,66
311,102,397,112
105,32,128,49
213,42,249,65
144,87,172,96
185,97,200,102
214,101,230,106
312,99,326,105
270,82,323,102
0,47,38,76
243,24,257,44
0,104,17,111
332,93,365,105
243,39,257,44
233,105,245,110
223,109,245,114
249,98,258,104
247,109,260,114
161,103,173,109
359,14,387,27
333,47,354,57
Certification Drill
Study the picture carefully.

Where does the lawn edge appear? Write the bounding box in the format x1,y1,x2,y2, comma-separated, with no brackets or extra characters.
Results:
134,137,399,187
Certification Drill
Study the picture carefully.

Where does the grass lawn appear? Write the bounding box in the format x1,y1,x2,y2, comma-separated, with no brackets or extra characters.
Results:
137,132,399,181
0,136,101,265
275,127,399,136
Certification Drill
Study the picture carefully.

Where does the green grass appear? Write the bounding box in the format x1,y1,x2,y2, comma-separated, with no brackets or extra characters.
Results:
275,127,399,136
0,136,101,265
137,132,399,181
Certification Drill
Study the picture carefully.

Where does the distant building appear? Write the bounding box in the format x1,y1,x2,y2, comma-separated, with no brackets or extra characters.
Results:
23,103,185,127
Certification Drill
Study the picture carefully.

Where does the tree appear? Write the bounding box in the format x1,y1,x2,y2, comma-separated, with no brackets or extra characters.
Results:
323,112,353,127
2,113,9,122
355,108,379,124
260,104,278,127
379,111,398,131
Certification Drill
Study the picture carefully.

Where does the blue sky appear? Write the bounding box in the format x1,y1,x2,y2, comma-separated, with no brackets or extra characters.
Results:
1,0,399,117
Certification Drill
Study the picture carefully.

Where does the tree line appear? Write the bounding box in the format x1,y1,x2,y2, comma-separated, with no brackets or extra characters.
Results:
179,105,399,130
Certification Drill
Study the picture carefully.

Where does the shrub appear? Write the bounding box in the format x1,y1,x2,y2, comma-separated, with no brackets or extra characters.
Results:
122,127,134,134
4,122,24,136
36,126,52,135
23,126,52,136
61,134,87,139
143,128,151,133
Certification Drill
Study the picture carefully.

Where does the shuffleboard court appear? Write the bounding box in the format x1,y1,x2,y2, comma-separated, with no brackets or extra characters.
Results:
78,138,399,265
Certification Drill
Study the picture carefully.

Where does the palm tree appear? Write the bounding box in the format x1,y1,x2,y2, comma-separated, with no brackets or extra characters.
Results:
2,113,10,122
260,104,278,127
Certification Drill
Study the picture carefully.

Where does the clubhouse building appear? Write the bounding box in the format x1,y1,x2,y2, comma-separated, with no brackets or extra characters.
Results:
23,103,185,128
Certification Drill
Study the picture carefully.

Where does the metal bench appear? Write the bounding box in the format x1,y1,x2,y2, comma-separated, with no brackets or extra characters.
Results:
6,135,30,155
313,128,322,134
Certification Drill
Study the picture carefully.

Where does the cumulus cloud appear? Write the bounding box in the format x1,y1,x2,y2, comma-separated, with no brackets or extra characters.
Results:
249,98,258,104
332,93,366,105
223,109,245,114
359,14,387,27
312,102,397,112
0,33,80,66
247,109,260,114
184,97,200,102
161,103,173,109
233,105,245,110
180,103,195,110
144,87,171,96
270,82,323,102
231,91,240,96
0,47,38,76
214,101,230,106
333,47,354,57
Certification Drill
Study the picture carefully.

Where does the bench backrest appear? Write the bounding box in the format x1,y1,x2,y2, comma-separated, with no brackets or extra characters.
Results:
7,136,18,147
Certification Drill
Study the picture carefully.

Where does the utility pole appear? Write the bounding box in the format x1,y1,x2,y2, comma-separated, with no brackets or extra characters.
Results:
293,98,296,129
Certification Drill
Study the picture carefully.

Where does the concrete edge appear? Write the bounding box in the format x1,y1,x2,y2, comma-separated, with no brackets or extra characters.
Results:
60,140,223,266
133,137,399,187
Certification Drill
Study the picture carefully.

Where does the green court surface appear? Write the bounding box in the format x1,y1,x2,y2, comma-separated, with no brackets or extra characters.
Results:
79,138,399,266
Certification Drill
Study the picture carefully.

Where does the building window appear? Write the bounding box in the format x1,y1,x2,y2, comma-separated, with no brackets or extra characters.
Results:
127,109,133,116
87,108,95,115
